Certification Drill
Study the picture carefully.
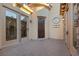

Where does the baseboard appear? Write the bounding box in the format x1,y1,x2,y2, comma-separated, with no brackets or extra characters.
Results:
48,38,64,40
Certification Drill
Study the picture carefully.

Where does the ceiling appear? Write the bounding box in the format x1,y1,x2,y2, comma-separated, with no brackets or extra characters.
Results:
13,3,52,14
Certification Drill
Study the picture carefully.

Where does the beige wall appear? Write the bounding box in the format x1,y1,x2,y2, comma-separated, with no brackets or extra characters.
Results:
0,4,7,48
64,4,77,55
28,11,38,40
49,3,64,40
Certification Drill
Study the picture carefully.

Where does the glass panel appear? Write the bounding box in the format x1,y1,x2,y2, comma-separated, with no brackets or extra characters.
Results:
6,9,17,41
73,3,79,48
21,15,27,38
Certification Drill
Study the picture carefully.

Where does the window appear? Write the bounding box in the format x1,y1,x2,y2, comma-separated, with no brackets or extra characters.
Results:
21,15,27,37
73,4,79,48
6,9,17,41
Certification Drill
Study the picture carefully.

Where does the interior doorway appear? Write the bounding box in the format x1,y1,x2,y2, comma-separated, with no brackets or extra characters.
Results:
38,16,45,38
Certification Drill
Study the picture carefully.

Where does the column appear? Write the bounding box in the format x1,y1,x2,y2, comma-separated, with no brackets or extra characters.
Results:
29,9,38,40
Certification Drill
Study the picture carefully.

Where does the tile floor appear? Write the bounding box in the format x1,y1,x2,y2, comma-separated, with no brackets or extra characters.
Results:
0,39,70,56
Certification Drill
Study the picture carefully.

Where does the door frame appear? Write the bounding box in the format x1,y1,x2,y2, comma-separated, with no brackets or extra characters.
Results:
37,16,46,39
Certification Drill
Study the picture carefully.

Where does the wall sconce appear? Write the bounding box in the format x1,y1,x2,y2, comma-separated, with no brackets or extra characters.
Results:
30,20,32,23
60,3,69,16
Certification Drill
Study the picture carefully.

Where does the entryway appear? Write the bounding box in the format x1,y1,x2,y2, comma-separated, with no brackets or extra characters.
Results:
38,16,45,38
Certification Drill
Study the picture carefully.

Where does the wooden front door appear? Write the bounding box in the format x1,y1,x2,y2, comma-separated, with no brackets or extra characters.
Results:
38,16,45,38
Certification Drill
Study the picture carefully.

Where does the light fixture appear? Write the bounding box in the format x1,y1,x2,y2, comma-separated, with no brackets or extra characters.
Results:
27,3,52,11
23,4,33,13
60,3,69,16
13,3,17,7
13,3,33,14
20,7,31,14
